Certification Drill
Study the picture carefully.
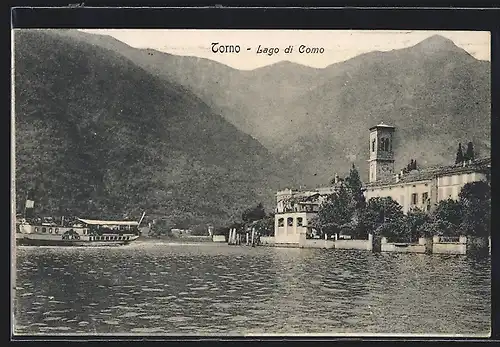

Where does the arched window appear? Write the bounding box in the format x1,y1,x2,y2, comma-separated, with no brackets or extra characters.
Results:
278,218,284,227
297,217,303,226
287,217,293,227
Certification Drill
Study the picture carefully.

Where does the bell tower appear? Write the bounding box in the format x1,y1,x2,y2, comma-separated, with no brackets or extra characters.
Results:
368,123,395,183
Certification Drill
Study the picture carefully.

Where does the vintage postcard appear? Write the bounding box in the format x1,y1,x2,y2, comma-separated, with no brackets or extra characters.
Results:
11,28,491,337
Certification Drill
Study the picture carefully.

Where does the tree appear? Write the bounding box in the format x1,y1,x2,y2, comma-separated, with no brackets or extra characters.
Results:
459,181,491,237
241,202,266,223
345,164,366,211
430,199,463,236
361,197,404,236
314,184,353,237
405,207,431,241
463,141,475,162
253,213,275,236
455,143,464,164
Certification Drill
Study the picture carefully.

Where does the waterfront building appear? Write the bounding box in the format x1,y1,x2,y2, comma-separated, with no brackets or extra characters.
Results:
273,123,490,242
363,123,491,213
274,178,344,244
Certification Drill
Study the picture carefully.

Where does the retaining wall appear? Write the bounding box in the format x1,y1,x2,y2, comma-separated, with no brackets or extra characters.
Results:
381,237,427,253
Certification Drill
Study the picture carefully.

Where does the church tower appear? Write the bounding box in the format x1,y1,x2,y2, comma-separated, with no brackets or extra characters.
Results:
368,123,395,183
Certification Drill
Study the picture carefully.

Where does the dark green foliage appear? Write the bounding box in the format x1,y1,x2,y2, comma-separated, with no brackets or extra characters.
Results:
361,197,404,236
14,30,286,226
252,213,275,236
463,141,475,162
455,143,464,164
404,207,432,241
459,181,491,237
242,203,266,223
313,184,353,236
431,199,463,233
345,164,366,210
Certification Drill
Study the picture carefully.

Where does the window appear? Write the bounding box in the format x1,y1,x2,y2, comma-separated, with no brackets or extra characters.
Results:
42,227,46,233
278,218,284,227
411,193,418,205
287,217,293,227
55,228,59,234
422,192,429,203
49,228,53,234
297,217,303,226
372,139,376,152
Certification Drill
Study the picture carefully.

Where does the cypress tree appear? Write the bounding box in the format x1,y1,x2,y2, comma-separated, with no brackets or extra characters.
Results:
465,142,474,162
455,143,464,164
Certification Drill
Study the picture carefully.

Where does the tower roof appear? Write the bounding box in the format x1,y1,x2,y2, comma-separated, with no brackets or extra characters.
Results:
369,122,396,131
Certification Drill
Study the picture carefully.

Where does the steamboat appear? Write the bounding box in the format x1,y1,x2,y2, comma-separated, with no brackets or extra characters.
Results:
15,212,146,247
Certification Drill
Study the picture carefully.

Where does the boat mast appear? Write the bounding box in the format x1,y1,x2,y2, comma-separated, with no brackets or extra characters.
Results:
137,211,146,227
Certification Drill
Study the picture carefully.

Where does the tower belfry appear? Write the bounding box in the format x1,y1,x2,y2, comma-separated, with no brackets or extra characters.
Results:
368,123,395,183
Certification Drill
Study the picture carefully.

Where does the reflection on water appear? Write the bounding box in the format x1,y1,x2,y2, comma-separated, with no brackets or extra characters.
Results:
13,242,490,335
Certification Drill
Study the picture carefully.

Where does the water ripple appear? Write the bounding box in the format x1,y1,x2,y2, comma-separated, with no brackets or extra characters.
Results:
14,243,490,336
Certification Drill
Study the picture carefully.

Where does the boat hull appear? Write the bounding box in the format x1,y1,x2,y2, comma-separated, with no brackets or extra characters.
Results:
15,233,139,247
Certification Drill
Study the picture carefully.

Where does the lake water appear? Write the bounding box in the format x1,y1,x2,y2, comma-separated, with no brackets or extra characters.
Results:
13,241,491,336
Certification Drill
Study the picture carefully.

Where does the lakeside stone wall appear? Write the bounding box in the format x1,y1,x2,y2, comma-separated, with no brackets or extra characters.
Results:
257,234,489,255
381,237,427,254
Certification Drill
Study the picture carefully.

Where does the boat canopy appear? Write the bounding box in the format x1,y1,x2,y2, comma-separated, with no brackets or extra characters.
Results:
77,218,140,226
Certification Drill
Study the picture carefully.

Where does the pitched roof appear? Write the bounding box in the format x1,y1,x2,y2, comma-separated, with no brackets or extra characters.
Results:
364,157,491,188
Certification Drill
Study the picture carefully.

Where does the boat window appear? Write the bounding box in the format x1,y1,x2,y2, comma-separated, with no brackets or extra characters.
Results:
48,228,52,233
55,228,59,234
42,227,46,233
287,217,293,227
278,218,284,227
127,236,130,240
297,217,303,226
34,227,38,233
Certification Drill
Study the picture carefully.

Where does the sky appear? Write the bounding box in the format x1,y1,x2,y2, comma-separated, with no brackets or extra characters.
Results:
80,29,490,70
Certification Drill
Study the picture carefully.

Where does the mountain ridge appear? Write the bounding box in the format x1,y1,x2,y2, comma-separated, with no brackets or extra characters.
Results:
40,30,491,188
14,30,296,227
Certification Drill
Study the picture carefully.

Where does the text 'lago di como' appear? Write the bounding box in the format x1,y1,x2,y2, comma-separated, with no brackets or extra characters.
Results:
211,43,325,55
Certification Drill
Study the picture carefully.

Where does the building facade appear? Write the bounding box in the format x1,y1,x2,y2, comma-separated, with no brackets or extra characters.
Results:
364,124,490,213
273,123,490,242
274,183,341,244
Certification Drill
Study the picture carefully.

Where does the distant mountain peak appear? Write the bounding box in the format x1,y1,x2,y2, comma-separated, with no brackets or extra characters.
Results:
414,34,461,52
